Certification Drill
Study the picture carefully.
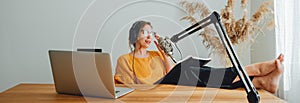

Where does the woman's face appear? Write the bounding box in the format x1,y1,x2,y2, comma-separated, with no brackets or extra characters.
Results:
135,24,154,49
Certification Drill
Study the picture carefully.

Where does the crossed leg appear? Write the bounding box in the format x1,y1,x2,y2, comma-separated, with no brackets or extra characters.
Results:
233,54,284,93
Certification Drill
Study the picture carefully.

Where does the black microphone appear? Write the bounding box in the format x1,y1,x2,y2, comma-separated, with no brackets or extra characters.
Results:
157,36,177,63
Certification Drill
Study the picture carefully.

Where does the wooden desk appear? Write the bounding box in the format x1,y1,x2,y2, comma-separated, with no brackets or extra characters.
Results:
0,84,285,103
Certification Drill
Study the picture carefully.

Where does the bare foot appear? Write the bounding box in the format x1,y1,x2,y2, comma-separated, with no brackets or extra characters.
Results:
249,54,284,76
233,54,284,83
253,58,284,93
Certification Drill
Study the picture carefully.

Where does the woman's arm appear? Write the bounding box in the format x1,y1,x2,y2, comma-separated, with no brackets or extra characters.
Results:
114,56,135,84
154,34,176,73
163,55,176,73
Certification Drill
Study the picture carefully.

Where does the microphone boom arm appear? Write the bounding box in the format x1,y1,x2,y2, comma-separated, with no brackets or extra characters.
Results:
170,11,260,103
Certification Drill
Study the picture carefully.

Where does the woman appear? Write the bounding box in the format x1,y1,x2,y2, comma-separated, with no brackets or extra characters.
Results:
114,21,175,84
114,20,284,93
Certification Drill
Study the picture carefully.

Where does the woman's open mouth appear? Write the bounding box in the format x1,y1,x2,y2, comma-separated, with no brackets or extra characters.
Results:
145,39,151,44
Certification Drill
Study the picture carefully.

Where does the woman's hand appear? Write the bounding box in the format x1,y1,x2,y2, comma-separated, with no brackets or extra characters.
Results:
153,34,167,56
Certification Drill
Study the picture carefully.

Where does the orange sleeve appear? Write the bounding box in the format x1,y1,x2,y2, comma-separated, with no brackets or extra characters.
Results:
152,51,166,62
114,55,135,84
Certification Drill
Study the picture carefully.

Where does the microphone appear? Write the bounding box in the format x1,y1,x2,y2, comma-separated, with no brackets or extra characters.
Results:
157,36,177,63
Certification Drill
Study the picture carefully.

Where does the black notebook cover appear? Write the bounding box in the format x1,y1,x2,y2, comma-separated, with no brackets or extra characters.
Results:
154,56,211,86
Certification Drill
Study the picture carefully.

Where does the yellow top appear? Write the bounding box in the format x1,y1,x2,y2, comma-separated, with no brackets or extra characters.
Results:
114,51,167,84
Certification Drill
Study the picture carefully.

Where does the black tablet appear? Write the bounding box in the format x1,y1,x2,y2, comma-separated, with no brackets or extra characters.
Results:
77,48,102,52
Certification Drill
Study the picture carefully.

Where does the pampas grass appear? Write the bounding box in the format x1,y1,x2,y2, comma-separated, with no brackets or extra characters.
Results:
179,1,226,58
179,0,274,64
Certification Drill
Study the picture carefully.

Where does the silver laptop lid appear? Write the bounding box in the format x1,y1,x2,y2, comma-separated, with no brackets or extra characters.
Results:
49,50,116,98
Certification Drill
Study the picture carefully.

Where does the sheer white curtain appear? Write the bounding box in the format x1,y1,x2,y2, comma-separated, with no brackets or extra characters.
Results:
275,0,300,102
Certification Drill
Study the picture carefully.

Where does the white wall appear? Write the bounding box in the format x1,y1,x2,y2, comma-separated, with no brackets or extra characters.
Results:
250,0,276,63
0,0,93,92
0,0,256,92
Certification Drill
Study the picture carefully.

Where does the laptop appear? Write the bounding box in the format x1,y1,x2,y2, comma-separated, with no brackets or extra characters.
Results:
48,50,134,98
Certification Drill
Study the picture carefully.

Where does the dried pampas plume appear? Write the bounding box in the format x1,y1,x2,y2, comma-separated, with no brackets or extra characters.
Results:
179,0,274,63
221,0,274,45
179,1,226,58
